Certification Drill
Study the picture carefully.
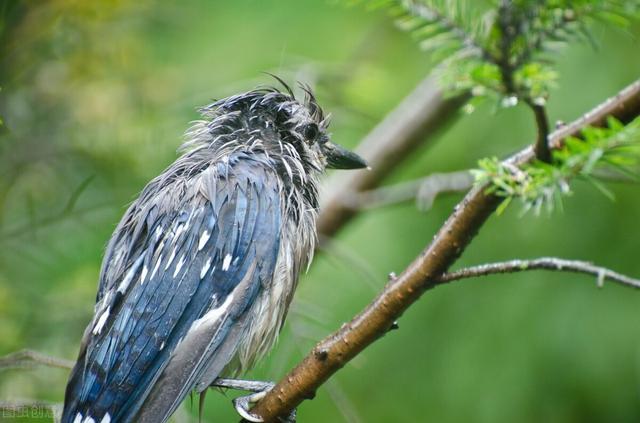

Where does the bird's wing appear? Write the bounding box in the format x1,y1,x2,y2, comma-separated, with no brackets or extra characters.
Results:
62,155,281,423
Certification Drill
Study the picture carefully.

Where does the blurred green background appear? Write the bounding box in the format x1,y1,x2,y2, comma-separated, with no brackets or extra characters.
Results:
1,1,640,422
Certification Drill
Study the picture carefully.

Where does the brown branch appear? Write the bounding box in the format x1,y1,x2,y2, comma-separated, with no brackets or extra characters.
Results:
347,170,473,211
0,349,74,371
437,257,640,289
530,102,551,163
317,75,470,237
248,79,640,422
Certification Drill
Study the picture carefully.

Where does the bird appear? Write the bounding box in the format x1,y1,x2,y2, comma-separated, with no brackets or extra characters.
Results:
61,80,367,423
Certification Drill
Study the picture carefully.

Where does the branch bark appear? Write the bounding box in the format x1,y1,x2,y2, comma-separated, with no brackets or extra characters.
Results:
248,78,640,422
530,102,551,162
437,257,640,289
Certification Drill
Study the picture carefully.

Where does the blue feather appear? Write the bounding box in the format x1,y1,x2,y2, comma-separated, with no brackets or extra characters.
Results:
62,154,282,423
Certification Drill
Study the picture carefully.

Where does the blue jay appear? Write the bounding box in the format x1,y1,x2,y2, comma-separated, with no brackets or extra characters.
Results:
61,82,366,423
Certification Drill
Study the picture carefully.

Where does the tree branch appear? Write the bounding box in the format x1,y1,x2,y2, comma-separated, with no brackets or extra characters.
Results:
248,79,640,422
317,75,469,237
530,102,551,163
345,170,473,210
0,350,69,422
437,257,640,289
0,349,74,371
0,202,112,242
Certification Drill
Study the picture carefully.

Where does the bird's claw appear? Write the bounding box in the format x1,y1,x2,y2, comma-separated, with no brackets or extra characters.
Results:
232,388,296,423
233,391,267,422
210,378,295,422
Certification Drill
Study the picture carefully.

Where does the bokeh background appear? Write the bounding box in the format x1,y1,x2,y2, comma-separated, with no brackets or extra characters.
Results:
1,1,640,422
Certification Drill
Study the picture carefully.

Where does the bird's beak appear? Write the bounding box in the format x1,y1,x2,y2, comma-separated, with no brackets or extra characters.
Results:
322,141,368,170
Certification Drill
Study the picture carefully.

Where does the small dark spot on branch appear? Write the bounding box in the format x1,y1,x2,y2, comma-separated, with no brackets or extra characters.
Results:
314,349,328,362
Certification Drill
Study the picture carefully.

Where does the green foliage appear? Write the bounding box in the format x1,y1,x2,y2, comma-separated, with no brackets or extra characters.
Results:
482,0,639,103
365,0,485,62
363,0,640,214
473,116,640,215
361,0,640,106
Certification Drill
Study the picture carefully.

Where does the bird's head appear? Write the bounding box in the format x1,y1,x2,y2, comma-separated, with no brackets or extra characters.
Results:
185,80,367,174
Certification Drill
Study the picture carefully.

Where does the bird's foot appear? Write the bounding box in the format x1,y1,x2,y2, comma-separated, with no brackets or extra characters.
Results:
210,378,296,422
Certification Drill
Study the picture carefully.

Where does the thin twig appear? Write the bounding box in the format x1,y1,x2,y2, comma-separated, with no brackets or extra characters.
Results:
437,257,640,289
248,79,640,422
347,170,473,210
0,349,75,371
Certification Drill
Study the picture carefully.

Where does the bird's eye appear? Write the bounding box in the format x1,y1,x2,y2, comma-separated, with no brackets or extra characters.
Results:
302,123,319,142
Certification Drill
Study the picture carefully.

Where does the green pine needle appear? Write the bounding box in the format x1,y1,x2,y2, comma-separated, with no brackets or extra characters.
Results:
473,116,640,215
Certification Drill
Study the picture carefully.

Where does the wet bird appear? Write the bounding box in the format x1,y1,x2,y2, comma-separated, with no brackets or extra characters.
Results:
61,81,367,423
